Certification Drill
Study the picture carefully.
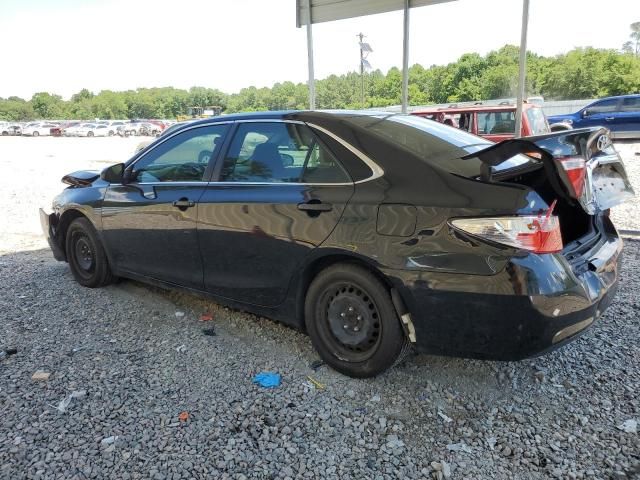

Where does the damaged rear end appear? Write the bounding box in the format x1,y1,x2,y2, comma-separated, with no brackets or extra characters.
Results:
449,127,634,356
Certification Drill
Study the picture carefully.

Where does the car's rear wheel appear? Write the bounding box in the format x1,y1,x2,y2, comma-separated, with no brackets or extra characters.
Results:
66,217,114,288
87,131,94,137
305,263,410,378
33,131,39,137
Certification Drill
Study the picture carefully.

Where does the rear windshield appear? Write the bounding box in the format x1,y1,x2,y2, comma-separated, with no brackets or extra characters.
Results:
525,107,549,135
344,114,531,176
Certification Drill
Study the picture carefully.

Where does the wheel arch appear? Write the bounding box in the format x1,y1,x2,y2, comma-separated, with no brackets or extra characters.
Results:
294,252,397,331
57,209,94,257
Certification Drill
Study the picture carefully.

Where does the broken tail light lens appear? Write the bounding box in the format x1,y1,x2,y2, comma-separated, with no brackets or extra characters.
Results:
451,214,563,254
558,157,587,198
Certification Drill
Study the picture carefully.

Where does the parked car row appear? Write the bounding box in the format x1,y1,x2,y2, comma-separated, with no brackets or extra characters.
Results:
410,94,640,141
0,119,175,137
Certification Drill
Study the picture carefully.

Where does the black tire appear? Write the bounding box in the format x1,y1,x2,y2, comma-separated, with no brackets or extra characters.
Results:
33,131,39,137
87,131,94,137
65,217,114,288
305,263,410,378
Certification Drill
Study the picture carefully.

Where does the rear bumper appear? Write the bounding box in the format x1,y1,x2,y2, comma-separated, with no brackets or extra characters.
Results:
39,208,65,261
385,232,622,360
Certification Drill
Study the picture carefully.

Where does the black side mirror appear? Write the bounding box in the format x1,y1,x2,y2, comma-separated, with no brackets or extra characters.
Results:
100,163,125,184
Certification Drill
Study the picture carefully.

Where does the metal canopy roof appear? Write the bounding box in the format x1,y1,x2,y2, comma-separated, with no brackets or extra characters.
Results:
296,0,455,27
296,0,530,137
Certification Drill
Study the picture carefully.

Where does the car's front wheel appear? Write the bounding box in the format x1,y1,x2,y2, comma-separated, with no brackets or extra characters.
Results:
33,131,39,137
65,217,114,288
305,263,410,378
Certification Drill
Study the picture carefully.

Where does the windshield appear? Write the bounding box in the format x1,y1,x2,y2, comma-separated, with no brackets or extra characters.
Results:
526,107,550,135
345,114,532,176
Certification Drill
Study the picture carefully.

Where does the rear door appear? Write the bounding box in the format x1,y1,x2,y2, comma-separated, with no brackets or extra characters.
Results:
198,120,354,307
616,96,640,138
101,123,229,288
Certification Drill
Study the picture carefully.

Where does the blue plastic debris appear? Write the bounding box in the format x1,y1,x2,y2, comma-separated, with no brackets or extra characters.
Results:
253,372,281,388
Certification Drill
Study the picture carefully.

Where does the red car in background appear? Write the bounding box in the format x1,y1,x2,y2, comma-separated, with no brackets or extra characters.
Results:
411,102,550,142
50,121,81,137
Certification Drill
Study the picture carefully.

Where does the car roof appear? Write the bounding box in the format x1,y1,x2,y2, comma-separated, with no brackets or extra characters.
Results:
182,109,404,129
589,93,640,102
412,103,540,115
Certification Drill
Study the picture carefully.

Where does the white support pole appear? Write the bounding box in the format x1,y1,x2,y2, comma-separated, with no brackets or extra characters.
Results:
401,0,410,114
514,0,530,138
305,0,316,110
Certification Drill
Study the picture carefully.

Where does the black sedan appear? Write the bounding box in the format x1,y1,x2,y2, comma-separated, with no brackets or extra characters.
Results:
40,111,634,377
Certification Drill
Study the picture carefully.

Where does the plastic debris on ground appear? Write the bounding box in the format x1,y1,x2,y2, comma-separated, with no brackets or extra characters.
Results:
56,390,87,413
253,372,281,388
0,348,17,360
31,370,51,382
617,419,637,433
309,359,325,371
178,411,190,422
306,376,325,390
175,311,185,318
437,411,453,423
202,327,216,336
446,442,473,453
175,344,186,353
199,312,214,321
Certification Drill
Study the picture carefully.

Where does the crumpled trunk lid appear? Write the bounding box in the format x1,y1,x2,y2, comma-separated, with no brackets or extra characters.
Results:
464,127,634,215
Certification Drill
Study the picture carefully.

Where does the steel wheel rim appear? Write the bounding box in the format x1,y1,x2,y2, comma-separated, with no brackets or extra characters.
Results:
73,234,95,274
320,282,382,362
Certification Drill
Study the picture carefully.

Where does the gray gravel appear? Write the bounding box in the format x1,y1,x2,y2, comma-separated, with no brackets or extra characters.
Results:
1,137,639,479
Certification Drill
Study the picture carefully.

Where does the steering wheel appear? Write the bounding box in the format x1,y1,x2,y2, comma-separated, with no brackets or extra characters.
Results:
176,163,204,180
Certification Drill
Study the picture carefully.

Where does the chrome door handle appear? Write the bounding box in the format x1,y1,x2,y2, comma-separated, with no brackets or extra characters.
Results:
172,198,195,209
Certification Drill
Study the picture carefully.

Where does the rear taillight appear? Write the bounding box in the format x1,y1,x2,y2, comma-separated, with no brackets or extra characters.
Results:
558,156,586,198
452,211,563,253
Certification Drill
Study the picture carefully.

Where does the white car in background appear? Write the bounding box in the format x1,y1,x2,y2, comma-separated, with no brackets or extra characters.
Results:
120,122,144,136
108,121,127,136
63,123,94,137
22,122,56,136
77,124,111,137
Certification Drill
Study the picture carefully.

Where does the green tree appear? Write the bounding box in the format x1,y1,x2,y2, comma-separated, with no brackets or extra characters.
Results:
31,92,65,118
622,21,640,56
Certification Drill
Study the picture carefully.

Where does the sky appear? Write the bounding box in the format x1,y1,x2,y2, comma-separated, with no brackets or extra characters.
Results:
0,0,637,100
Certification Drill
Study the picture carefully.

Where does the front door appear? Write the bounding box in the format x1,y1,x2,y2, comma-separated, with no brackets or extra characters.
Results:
198,121,354,307
102,124,229,288
580,98,620,130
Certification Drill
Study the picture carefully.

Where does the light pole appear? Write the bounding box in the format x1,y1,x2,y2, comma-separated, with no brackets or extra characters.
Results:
357,33,372,109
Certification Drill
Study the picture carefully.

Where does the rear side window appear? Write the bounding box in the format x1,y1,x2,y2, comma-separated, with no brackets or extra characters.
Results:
220,122,350,184
477,111,516,135
621,97,640,112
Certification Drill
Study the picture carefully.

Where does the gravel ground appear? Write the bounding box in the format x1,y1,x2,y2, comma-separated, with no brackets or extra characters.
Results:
1,137,639,480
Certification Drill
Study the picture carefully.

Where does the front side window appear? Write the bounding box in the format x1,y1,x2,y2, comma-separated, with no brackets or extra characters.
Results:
131,124,228,183
220,122,350,184
586,99,619,115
